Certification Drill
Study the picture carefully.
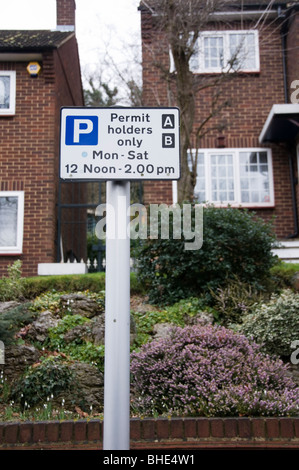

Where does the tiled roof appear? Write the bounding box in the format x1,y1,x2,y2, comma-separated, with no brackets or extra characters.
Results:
0,30,74,52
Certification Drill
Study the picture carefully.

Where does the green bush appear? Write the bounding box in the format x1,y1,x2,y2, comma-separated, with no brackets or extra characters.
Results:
270,262,299,289
0,260,26,301
46,314,105,369
0,302,36,345
209,277,268,325
239,289,299,358
10,356,76,408
23,273,106,299
135,205,278,304
22,272,144,300
132,297,215,347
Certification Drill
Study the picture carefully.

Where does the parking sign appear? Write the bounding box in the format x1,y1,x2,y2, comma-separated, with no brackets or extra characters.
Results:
60,107,181,180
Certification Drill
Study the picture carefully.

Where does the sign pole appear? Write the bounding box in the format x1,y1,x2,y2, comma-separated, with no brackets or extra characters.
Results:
103,180,131,450
59,106,180,450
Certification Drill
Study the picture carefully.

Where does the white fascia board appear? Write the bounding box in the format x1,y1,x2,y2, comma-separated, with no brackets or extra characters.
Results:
210,10,278,22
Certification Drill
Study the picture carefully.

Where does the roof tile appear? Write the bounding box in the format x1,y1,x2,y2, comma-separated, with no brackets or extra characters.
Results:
0,30,74,51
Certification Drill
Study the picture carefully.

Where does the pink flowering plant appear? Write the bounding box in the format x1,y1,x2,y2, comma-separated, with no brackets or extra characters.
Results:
130,324,299,417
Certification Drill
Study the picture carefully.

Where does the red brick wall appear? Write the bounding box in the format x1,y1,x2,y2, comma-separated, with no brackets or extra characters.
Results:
286,10,299,95
1,417,299,450
56,0,76,27
0,60,57,277
0,37,83,277
140,9,296,238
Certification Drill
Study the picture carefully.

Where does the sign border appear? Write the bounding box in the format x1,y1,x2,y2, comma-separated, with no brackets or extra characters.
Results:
59,106,181,182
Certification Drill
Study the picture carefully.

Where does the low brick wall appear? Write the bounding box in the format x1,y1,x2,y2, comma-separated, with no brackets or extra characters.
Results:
1,417,299,450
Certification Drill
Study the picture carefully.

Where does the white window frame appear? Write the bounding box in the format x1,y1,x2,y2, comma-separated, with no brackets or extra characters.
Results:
190,30,260,74
0,191,24,254
0,71,16,115
191,148,274,208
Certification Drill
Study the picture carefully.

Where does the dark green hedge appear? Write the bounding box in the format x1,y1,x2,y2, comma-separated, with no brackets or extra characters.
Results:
135,205,278,304
3,272,144,300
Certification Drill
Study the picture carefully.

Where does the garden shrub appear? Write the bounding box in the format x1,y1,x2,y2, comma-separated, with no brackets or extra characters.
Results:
130,324,299,417
0,302,36,345
135,205,278,304
22,273,106,299
10,356,76,408
0,260,25,301
22,272,144,300
209,277,268,325
47,315,105,369
238,289,299,358
270,262,299,290
132,297,215,347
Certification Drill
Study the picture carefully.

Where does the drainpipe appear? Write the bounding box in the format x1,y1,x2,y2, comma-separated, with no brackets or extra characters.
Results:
280,16,288,103
288,151,299,238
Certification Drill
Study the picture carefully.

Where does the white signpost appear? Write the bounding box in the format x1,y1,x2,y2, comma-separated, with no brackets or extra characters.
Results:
60,107,180,450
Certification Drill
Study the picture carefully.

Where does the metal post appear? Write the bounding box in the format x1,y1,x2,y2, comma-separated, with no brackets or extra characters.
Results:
103,180,131,450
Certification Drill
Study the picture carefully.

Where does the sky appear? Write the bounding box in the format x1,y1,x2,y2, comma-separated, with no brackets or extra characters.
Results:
0,0,142,97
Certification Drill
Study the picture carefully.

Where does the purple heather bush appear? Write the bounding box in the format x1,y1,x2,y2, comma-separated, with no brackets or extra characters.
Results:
130,324,299,417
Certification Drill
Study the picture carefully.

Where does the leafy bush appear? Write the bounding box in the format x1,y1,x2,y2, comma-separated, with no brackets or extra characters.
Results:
23,273,106,299
135,205,278,304
47,314,90,349
22,272,144,300
209,277,267,325
130,324,299,417
239,289,299,358
0,260,25,301
132,297,215,346
10,356,76,408
0,302,36,345
270,262,299,289
47,315,105,369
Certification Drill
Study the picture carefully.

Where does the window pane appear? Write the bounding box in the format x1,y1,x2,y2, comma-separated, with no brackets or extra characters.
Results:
229,32,256,70
239,151,270,203
210,153,234,202
204,36,223,69
0,76,10,109
0,197,18,246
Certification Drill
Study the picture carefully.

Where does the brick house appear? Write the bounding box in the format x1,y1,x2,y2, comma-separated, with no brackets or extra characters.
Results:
139,0,299,246
0,0,85,277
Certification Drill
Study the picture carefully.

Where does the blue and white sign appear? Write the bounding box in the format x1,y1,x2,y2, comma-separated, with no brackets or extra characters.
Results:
59,107,180,180
65,116,99,146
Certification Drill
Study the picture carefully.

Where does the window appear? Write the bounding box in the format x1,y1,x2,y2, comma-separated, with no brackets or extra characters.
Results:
190,148,274,207
190,30,259,73
0,71,16,115
0,191,24,254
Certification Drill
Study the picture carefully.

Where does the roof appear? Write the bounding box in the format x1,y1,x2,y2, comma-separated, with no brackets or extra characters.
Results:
259,104,299,143
0,30,75,52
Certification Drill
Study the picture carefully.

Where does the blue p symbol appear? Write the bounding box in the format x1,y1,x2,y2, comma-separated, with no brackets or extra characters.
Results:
65,116,98,145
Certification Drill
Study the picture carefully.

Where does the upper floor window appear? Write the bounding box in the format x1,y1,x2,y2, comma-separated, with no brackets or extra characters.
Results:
190,148,274,207
0,191,24,254
190,30,260,73
0,71,16,115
